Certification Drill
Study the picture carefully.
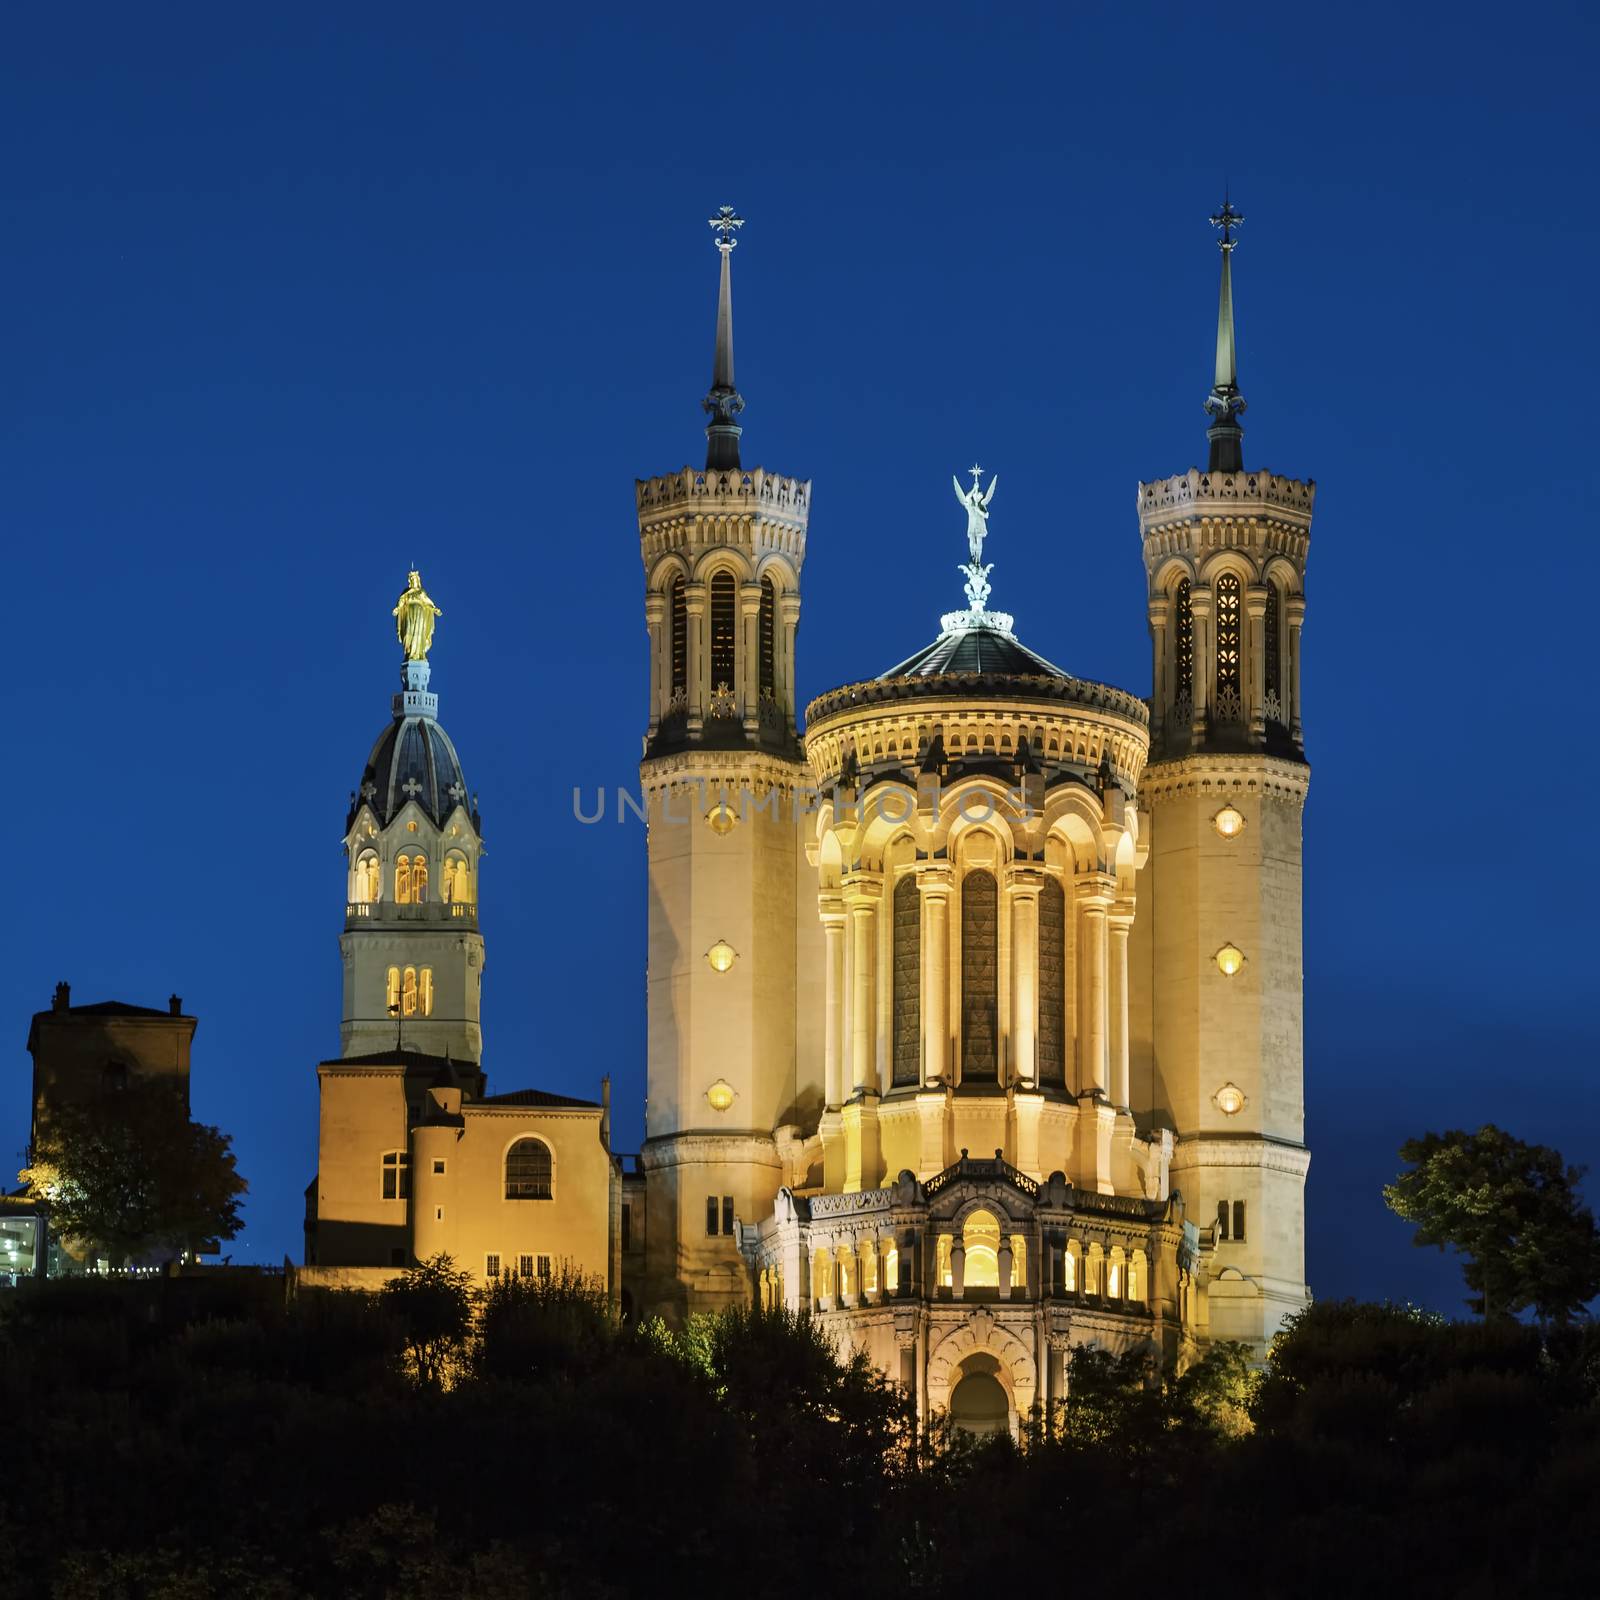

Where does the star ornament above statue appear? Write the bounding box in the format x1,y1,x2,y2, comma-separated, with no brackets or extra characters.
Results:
393,570,443,662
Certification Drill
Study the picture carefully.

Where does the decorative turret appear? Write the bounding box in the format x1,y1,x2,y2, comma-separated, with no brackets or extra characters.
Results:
638,209,810,759
340,571,485,1063
1203,195,1247,475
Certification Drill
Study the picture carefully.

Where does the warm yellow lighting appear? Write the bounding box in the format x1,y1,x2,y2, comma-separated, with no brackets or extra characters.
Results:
1214,943,1246,977
406,820,419,833
1212,804,1245,839
706,939,738,973
706,802,738,835
1213,1082,1247,1116
705,1079,735,1112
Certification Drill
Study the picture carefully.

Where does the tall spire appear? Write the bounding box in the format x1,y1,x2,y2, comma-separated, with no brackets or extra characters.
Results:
1203,193,1246,474
703,206,745,471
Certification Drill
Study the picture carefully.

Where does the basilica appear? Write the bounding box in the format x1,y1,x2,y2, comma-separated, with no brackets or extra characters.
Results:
302,199,1314,1431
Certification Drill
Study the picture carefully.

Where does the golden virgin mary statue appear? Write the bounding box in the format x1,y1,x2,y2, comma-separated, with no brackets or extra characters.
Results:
393,570,442,661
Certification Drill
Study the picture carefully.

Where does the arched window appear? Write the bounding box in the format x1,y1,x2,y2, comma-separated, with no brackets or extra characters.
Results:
395,857,412,904
759,577,776,698
1037,877,1065,1085
962,1209,1001,1288
402,967,419,1017
1173,577,1194,721
386,967,401,1014
1214,572,1242,722
960,869,998,1082
1264,581,1283,726
709,571,736,697
669,577,687,699
443,855,472,905
418,968,433,1017
891,874,920,1087
411,856,429,903
356,853,380,902
505,1137,553,1200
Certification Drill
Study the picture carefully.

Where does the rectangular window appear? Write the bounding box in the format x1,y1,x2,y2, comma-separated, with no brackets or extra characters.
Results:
1232,1201,1246,1243
432,1159,446,1176
722,1196,735,1237
486,1253,501,1280
517,1253,534,1281
706,1196,719,1237
621,1204,632,1252
381,1151,410,1201
1216,1199,1230,1241
537,1255,551,1281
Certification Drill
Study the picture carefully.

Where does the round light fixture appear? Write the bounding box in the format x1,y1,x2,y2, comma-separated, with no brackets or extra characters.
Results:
1213,1082,1247,1116
706,803,738,836
706,1079,736,1113
1214,943,1247,977
706,939,738,974
1212,804,1245,839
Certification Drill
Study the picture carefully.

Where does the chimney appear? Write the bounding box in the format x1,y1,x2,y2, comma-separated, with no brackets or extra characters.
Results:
169,994,183,1016
600,1075,612,1151
52,981,70,1013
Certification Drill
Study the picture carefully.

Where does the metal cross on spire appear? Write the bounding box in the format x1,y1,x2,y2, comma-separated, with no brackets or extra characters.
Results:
709,206,744,253
1210,192,1243,252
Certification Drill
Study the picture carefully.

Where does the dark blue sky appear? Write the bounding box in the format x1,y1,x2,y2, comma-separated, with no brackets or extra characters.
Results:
4,3,1596,1309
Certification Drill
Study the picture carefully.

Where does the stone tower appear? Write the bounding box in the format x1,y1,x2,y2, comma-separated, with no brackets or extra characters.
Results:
636,209,813,1320
1128,199,1314,1348
341,572,485,1064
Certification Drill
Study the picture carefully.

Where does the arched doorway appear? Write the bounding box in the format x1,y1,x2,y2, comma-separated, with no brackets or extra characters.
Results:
949,1352,1009,1438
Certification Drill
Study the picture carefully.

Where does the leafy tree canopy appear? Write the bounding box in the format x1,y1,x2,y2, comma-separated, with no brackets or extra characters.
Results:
20,1077,245,1265
1384,1124,1600,1323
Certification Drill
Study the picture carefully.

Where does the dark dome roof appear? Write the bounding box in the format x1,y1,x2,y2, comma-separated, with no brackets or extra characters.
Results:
352,715,472,829
879,624,1069,681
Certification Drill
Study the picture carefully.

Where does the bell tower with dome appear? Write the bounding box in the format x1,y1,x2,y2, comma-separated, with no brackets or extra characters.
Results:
1128,199,1314,1347
636,209,814,1320
340,571,485,1065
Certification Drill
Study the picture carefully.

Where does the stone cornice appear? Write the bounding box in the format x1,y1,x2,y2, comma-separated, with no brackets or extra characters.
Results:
639,1132,782,1172
639,749,811,796
1136,467,1315,526
807,673,1149,731
462,1103,603,1122
1139,752,1311,807
1171,1135,1312,1179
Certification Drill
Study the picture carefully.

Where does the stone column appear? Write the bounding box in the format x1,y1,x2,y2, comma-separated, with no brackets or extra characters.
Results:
916,865,954,1087
896,1317,918,1394
643,591,665,735
844,876,882,1095
1287,595,1307,745
820,895,847,1107
1108,907,1133,1109
683,580,707,733
1147,594,1169,745
739,581,763,735
1005,865,1044,1088
1077,877,1112,1097
997,1237,1013,1300
779,592,802,726
951,1238,966,1300
1188,585,1212,744
1246,584,1268,743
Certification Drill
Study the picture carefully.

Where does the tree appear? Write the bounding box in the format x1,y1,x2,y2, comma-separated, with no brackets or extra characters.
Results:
21,1077,245,1265
1384,1124,1600,1323
380,1253,476,1387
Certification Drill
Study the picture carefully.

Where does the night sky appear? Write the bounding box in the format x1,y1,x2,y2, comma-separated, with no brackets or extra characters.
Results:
4,3,1596,1311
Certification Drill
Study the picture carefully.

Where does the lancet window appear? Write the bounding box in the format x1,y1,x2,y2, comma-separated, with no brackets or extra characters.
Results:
891,874,920,1087
709,572,736,698
386,966,433,1018
1264,582,1283,726
1173,578,1194,721
442,855,472,905
759,577,776,698
961,869,998,1082
669,578,686,699
1214,572,1242,721
395,854,429,904
1037,876,1066,1085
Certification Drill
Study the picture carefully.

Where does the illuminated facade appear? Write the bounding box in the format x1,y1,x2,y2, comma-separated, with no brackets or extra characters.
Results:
632,200,1313,1419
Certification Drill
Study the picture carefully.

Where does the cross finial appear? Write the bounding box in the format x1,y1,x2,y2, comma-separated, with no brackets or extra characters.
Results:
1210,192,1243,252
709,206,744,253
